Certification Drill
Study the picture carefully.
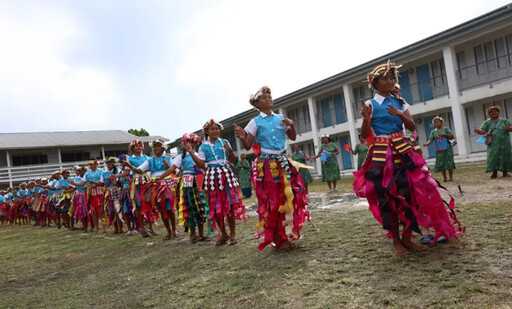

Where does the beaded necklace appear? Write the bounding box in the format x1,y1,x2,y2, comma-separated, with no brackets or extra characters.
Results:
151,156,166,172
208,138,227,166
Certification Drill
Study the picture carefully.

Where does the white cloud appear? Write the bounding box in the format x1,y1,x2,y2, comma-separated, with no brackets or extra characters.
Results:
0,2,123,132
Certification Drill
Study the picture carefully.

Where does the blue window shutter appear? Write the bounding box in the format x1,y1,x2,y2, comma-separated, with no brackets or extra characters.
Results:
416,64,433,101
333,94,346,124
321,99,332,127
398,71,413,104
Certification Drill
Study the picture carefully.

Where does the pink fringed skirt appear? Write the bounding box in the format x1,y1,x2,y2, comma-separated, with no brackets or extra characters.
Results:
203,165,246,230
353,132,464,242
253,154,310,250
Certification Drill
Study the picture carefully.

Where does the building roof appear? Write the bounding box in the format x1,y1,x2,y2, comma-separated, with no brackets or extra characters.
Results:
168,3,512,149
138,135,170,143
0,130,148,150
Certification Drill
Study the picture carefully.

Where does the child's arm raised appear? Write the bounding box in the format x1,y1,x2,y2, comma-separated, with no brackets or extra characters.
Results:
185,143,206,170
234,123,254,151
281,117,296,141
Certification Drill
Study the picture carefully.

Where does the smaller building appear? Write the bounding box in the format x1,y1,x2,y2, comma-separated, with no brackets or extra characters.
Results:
0,130,169,187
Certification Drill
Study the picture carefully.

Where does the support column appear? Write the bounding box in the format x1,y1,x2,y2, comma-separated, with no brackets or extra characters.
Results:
235,128,242,157
101,146,106,160
57,148,63,169
6,150,12,187
307,96,322,173
278,107,290,152
343,83,358,168
443,46,469,158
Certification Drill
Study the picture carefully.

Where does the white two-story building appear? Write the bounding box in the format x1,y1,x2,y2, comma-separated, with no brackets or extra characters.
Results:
170,4,512,175
0,130,169,187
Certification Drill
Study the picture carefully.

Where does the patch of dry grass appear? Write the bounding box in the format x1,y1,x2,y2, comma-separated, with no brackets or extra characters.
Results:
1,197,511,308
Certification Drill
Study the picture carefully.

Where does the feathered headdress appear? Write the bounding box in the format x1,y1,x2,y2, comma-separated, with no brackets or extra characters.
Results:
181,133,202,145
367,60,402,90
150,140,167,149
129,139,144,151
104,157,118,164
202,119,224,131
432,116,444,124
249,86,271,107
87,159,99,165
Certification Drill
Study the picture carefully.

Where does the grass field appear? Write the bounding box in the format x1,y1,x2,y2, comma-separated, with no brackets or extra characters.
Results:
1,163,511,308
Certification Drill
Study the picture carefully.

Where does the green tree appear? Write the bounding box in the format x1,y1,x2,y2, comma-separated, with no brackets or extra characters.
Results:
128,128,150,136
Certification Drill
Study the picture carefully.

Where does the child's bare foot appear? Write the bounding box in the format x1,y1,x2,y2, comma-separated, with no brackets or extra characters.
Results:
402,237,428,252
393,239,408,256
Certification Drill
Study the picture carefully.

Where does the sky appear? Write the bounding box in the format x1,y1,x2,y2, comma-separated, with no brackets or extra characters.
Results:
1,0,510,142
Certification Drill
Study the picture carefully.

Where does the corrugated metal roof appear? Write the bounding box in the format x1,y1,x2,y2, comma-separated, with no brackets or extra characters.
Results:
138,135,170,142
0,130,141,150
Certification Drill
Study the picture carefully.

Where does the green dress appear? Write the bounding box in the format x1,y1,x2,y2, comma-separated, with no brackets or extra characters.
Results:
480,118,512,173
319,143,341,182
354,144,369,171
291,152,313,184
235,160,252,189
429,127,456,172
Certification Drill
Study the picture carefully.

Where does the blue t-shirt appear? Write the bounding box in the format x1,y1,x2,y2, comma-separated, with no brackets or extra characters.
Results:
370,97,404,136
73,176,87,193
128,154,148,168
84,169,103,186
199,140,229,166
118,176,131,190
252,113,287,154
59,178,70,191
148,156,171,174
18,189,29,198
102,168,118,188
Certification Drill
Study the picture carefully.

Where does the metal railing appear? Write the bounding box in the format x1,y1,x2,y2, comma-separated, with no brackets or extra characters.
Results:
0,161,89,185
316,106,348,128
402,76,449,104
458,55,512,90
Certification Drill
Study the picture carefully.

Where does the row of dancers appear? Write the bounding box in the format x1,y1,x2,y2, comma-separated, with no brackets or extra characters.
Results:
1,63,465,254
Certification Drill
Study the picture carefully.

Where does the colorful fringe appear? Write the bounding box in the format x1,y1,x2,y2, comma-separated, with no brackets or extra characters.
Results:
177,173,209,228
141,177,178,220
203,165,246,230
253,154,310,250
73,192,89,221
353,131,464,242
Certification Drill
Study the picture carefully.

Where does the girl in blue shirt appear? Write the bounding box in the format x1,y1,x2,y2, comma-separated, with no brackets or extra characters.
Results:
186,120,246,246
355,62,463,256
0,190,6,224
56,170,72,230
102,157,124,234
71,166,89,232
117,154,137,235
160,133,210,243
130,140,177,240
235,86,310,251
113,140,150,237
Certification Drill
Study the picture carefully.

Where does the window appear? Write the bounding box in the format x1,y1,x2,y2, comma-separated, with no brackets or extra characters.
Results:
506,34,512,64
104,150,125,158
456,51,467,79
474,45,485,74
484,41,497,72
12,154,48,166
61,151,90,162
302,104,310,125
494,37,508,68
430,59,446,87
